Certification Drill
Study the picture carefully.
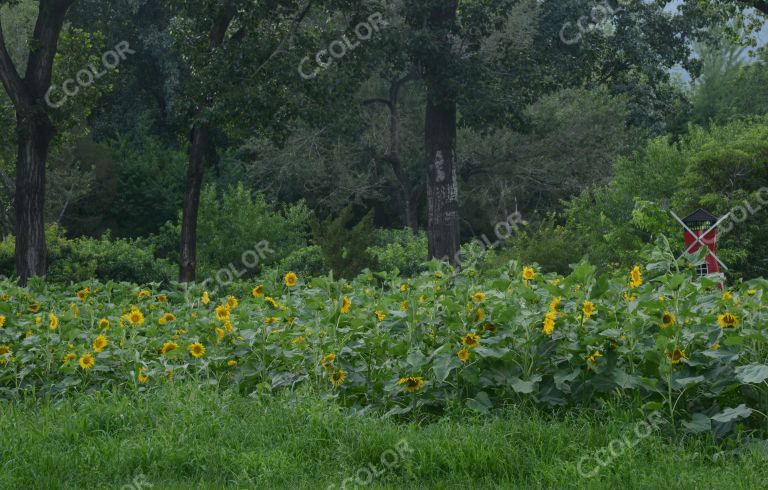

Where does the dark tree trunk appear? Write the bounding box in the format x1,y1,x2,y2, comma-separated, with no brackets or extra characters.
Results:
425,96,460,264
0,0,75,285
14,114,53,285
423,1,460,265
179,126,209,282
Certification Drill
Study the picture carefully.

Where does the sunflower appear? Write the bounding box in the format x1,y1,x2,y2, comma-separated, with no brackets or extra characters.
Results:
461,333,481,348
76,287,90,301
723,291,733,302
157,294,168,303
473,308,485,323
0,293,9,301
215,305,231,321
747,289,757,296
123,308,145,325
291,336,306,346
28,303,41,313
284,272,298,287
160,341,178,355
188,342,206,359
667,348,686,364
718,312,739,329
0,345,12,358
587,351,603,363
201,291,211,305
137,289,151,299
48,313,58,331
321,353,336,369
215,327,225,343
78,353,95,370
375,310,386,322
0,315,5,328
400,301,409,312
629,266,643,289
92,335,108,353
549,297,562,312
252,285,265,298
522,266,536,282
159,313,176,325
582,301,596,319
457,349,471,363
471,291,486,303
265,296,280,308
63,352,77,364
330,370,347,387
137,368,149,384
226,296,239,309
661,311,676,328
400,283,409,292
543,311,557,336
227,359,238,367
398,376,424,393
340,296,352,314
99,318,110,331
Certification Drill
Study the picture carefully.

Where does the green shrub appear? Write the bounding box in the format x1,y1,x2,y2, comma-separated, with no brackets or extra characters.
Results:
0,225,174,284
275,245,329,277
312,206,377,279
367,228,427,276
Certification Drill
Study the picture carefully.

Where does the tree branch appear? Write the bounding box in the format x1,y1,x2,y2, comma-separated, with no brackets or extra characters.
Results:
25,0,76,98
739,0,768,14
0,15,29,109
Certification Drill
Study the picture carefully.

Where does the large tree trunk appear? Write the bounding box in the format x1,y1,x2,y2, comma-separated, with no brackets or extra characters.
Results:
179,126,209,282
15,114,53,285
425,96,460,264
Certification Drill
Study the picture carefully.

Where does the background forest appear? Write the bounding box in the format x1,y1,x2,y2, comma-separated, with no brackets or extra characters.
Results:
1,0,767,285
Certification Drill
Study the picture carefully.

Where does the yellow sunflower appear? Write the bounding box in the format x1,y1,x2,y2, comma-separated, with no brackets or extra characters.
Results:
543,311,557,336
461,333,481,348
92,335,108,353
226,296,239,309
201,291,211,305
137,289,151,299
63,352,77,364
457,349,471,363
188,342,206,359
159,313,176,325
471,291,486,303
49,313,59,331
629,265,643,289
252,285,265,297
582,301,596,319
400,283,409,292
717,312,739,329
398,376,425,393
98,318,110,331
78,353,95,370
549,297,562,312
137,368,149,384
587,351,603,363
667,348,686,365
400,301,409,312
340,296,352,314
28,303,41,313
375,310,386,322
321,353,336,369
124,308,145,325
522,266,536,282
473,308,485,323
330,370,347,387
160,341,178,355
0,315,5,328
215,305,231,321
157,294,168,303
215,327,225,343
661,311,676,329
284,272,298,287
76,287,90,301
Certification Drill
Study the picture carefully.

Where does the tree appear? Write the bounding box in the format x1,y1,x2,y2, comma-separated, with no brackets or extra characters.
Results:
0,0,75,285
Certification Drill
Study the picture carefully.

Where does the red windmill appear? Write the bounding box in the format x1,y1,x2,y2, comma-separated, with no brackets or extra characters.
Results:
671,208,729,277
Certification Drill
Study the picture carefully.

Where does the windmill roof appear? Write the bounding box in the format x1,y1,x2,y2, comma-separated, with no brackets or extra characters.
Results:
682,208,717,223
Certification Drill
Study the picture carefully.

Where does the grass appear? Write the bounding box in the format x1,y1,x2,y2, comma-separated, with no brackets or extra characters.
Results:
1,384,767,489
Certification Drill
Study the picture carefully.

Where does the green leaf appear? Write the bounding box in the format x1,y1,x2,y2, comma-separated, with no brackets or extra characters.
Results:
683,413,712,434
711,405,753,423
509,375,541,394
735,364,768,384
431,353,460,384
466,392,493,413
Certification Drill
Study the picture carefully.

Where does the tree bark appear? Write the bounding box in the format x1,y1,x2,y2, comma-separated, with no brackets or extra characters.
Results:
425,96,460,264
423,1,460,265
0,0,75,285
179,126,209,282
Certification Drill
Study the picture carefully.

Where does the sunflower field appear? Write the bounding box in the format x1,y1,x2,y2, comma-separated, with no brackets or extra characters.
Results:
0,246,767,439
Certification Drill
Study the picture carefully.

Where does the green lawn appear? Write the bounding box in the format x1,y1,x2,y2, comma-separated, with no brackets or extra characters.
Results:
1,383,766,489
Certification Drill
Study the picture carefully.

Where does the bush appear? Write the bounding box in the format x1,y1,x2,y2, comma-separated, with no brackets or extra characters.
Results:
152,184,312,281
367,228,428,277
0,225,174,284
275,245,329,278
312,206,377,279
